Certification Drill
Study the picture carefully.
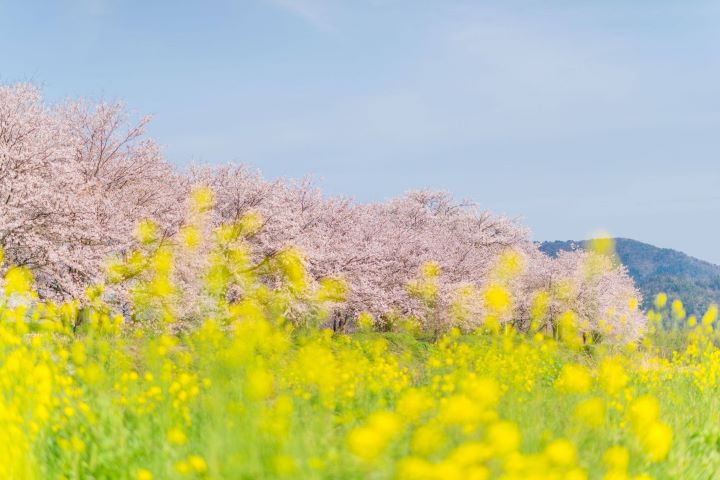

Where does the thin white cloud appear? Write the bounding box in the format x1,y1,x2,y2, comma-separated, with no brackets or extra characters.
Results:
265,0,336,31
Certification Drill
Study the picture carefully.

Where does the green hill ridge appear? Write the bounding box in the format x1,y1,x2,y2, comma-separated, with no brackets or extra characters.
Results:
539,238,720,316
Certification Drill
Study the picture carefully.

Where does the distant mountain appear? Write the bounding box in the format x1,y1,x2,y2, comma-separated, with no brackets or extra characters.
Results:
539,238,720,315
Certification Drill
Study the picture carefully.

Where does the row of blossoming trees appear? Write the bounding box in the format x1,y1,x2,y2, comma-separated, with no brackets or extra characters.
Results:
0,83,645,341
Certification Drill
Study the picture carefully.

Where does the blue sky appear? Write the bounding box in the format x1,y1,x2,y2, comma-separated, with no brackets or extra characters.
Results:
2,1,720,261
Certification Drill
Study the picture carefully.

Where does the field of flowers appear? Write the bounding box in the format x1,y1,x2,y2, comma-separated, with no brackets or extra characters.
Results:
0,190,719,480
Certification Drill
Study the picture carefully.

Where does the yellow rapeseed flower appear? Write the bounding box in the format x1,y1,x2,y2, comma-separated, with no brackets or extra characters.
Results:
136,469,153,480
348,426,387,463
545,438,577,467
492,250,524,281
276,248,306,293
348,411,402,463
167,427,187,446
629,395,660,433
357,312,375,332
315,277,348,303
486,421,520,455
603,446,629,472
136,219,157,244
420,261,441,279
4,266,33,296
188,455,208,474
191,186,215,213
555,363,592,394
484,284,511,315
439,395,483,427
598,357,628,395
446,441,493,466
640,422,672,462
246,368,274,400
239,211,263,236
530,290,550,329
671,299,686,320
654,293,668,309
396,388,433,422
411,424,445,456
702,304,718,326
588,235,615,257
574,397,605,428
180,225,201,248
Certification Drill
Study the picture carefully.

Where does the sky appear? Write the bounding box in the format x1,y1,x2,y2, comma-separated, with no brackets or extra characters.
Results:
2,0,720,262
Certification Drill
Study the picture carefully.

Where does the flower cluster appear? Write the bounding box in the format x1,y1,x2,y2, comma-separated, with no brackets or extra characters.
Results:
1,197,718,479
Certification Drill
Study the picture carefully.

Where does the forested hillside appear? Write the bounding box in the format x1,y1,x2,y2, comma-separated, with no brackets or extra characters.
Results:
541,238,720,316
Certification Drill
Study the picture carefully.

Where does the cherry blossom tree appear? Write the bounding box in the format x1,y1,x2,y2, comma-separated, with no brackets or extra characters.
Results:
193,165,645,338
0,83,183,299
0,82,646,341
